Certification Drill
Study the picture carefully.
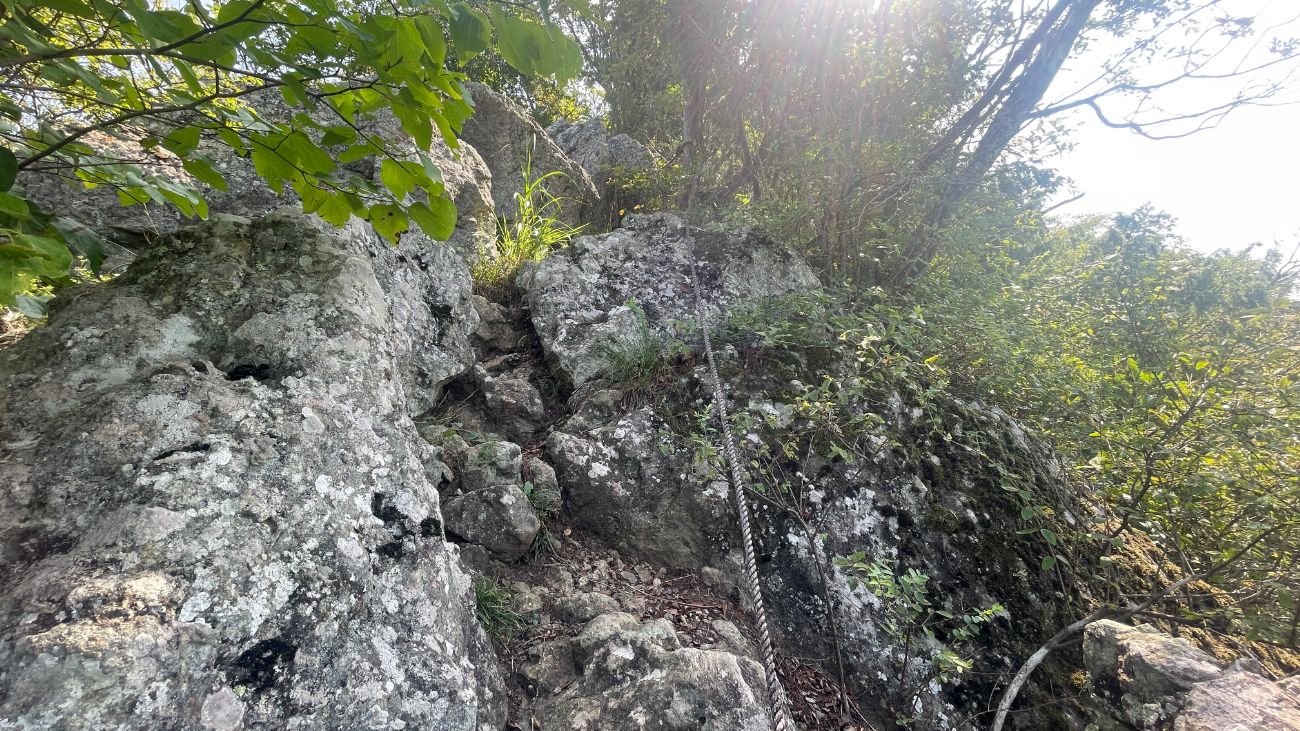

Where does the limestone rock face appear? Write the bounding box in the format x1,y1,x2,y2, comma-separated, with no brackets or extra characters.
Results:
1084,620,1300,730
546,407,738,570
0,210,505,729
460,82,599,229
547,119,653,228
519,212,820,388
534,612,774,731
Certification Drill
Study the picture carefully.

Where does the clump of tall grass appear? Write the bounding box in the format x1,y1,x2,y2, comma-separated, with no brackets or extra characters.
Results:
472,155,584,300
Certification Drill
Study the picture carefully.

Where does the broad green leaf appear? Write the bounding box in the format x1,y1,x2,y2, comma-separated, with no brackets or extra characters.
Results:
448,3,490,62
162,126,202,156
380,158,420,200
182,158,228,191
408,195,456,240
414,15,447,67
392,103,433,150
492,9,542,77
369,203,409,241
0,192,30,219
317,193,353,226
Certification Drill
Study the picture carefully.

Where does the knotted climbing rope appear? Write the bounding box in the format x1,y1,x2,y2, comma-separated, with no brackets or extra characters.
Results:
688,253,798,731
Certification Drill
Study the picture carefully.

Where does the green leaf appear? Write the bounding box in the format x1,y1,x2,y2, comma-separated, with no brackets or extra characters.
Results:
1040,528,1058,546
182,158,228,191
492,9,542,77
0,147,15,193
130,8,202,44
317,193,353,226
414,15,448,67
13,293,49,319
162,126,202,156
369,203,409,242
0,192,30,219
1041,555,1057,571
379,159,410,200
448,3,490,62
408,195,456,240
392,103,433,150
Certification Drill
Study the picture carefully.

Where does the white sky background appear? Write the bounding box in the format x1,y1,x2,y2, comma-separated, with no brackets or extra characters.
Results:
1044,1,1300,255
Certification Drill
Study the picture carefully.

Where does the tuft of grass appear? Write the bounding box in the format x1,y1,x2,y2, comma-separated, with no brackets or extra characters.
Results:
597,298,690,397
472,152,585,300
473,576,521,637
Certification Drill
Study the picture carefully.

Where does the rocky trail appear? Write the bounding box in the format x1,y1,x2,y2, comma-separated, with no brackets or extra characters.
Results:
415,287,870,730
2,81,1296,731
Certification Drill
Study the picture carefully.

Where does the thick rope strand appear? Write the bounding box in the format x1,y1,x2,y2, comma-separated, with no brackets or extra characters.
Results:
689,255,797,731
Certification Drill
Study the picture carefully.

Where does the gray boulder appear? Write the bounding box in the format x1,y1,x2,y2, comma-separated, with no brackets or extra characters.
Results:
0,210,504,729
547,119,654,228
549,119,653,182
459,439,524,493
519,212,820,388
535,612,774,730
443,484,541,562
552,592,621,624
546,408,738,569
1083,620,1300,730
472,365,546,441
460,82,599,229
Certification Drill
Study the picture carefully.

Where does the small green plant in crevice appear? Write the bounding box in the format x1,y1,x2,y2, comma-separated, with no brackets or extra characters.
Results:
839,555,1002,727
471,148,585,300
520,478,561,561
473,576,521,638
596,298,690,398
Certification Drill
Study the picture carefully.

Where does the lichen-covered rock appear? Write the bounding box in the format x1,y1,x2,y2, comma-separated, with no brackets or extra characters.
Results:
523,457,562,516
459,439,524,494
443,484,540,562
547,119,653,228
472,294,523,353
552,592,620,624
1176,672,1300,730
535,612,773,730
1083,620,1300,731
520,638,580,698
548,119,652,183
0,210,504,729
460,82,599,228
519,212,820,388
472,365,546,441
545,408,738,570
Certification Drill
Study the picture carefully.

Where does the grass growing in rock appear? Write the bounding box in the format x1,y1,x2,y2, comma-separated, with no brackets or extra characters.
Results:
473,577,522,638
472,158,584,301
595,298,693,402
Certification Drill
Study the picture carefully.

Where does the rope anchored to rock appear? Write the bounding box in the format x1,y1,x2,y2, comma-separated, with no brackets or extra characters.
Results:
688,253,798,731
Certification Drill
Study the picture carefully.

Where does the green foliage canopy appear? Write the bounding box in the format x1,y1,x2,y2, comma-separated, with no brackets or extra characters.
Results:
0,0,583,309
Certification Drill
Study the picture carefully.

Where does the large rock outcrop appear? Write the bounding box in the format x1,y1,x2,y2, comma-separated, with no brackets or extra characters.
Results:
547,119,654,229
1083,620,1300,730
460,83,599,229
519,212,820,388
0,210,504,729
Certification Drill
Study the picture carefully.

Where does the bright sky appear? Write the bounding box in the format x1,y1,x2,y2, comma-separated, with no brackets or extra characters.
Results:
1045,2,1300,255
